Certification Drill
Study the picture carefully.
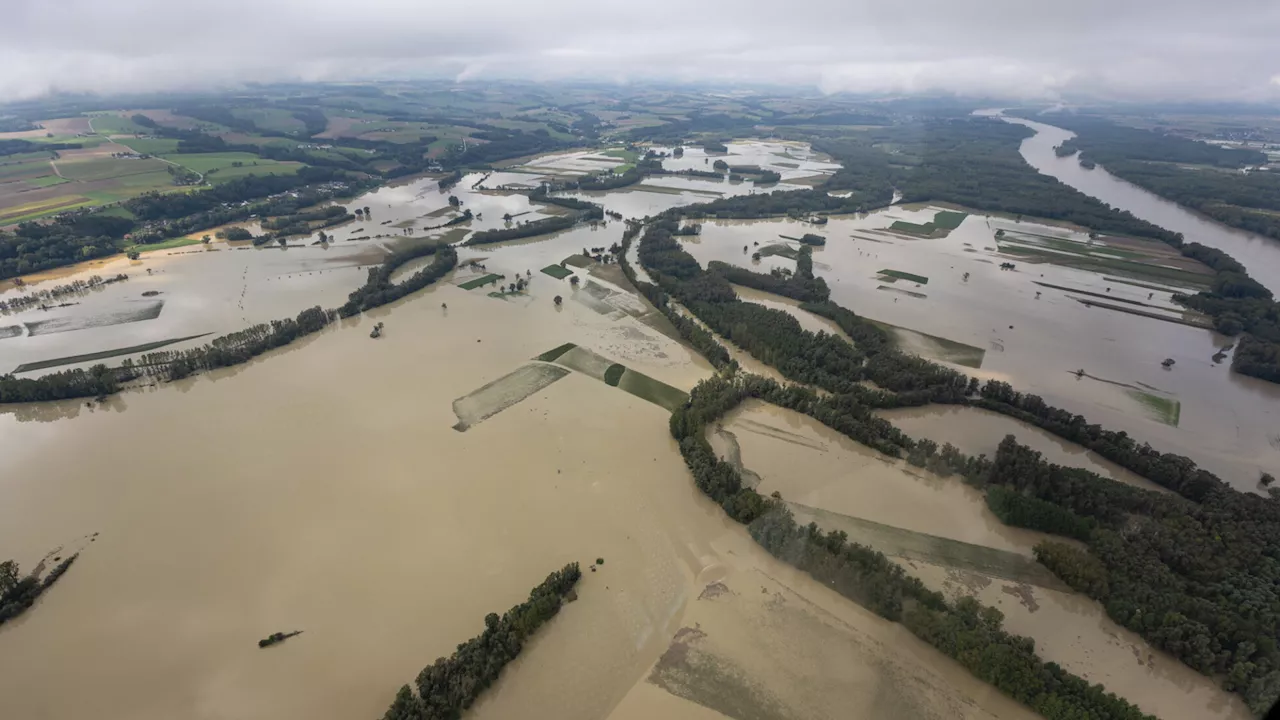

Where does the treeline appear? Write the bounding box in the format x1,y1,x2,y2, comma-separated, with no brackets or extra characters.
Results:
464,215,578,246
261,205,353,237
708,246,829,302
1,138,81,156
1172,244,1280,383
987,437,1280,715
0,554,78,626
669,374,1153,720
339,244,458,316
380,563,581,720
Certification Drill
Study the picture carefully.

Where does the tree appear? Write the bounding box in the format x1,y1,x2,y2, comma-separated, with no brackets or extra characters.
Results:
277,237,287,248
570,276,580,287
363,206,371,216
0,560,18,596
127,251,140,260
201,235,211,245
318,231,328,243
554,295,563,306
355,208,364,217
448,195,461,208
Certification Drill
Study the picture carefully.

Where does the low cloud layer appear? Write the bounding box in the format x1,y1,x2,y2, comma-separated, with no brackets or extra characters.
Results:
2,0,1278,103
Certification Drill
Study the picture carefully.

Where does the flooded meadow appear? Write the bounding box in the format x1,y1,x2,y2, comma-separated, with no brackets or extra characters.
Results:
0,137,1273,719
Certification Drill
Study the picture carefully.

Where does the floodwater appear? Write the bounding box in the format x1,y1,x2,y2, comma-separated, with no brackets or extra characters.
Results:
718,401,1248,720
876,405,1165,492
0,140,1264,720
983,110,1280,295
910,561,1251,720
678,210,1280,490
716,400,1050,555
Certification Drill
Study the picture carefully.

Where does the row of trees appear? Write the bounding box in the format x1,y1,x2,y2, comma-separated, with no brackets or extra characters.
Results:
380,563,581,720
0,554,78,626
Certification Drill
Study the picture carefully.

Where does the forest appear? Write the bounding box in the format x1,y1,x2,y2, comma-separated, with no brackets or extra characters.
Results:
380,563,581,720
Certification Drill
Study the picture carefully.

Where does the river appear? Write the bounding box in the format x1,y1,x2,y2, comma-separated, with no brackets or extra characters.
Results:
983,110,1280,294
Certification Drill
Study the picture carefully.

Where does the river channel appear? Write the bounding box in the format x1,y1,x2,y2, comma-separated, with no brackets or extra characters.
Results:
985,110,1280,294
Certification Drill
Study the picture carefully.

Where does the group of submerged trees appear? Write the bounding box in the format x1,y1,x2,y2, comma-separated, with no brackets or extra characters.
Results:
0,554,78,626
622,216,1280,715
380,563,581,720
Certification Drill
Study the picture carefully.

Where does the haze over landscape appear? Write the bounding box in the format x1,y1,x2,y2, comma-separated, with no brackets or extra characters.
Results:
2,0,1280,101
2,4,1280,720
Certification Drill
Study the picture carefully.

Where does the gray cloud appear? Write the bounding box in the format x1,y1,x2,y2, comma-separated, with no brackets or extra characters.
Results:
1,0,1278,103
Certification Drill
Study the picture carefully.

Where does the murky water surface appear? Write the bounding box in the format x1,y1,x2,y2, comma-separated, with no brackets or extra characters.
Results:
0,140,1269,719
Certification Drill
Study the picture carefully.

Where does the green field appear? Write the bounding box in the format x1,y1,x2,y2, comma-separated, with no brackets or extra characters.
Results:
151,152,303,184
459,273,504,290
116,137,181,155
616,369,688,410
90,114,152,135
757,244,800,260
231,108,307,135
541,264,574,279
57,157,170,182
602,148,640,163
125,235,206,253
877,269,930,284
1127,389,1182,427
25,175,68,187
889,210,969,237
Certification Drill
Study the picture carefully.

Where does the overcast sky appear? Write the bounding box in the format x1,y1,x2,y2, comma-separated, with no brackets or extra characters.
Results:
2,0,1278,104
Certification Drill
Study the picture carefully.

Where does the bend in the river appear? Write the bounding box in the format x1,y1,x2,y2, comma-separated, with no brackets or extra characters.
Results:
979,109,1280,295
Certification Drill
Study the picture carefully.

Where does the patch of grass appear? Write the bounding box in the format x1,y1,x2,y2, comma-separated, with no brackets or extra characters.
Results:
0,195,94,223
932,210,968,229
889,220,937,236
877,269,929,284
996,243,1212,288
1127,389,1182,427
126,235,205,252
602,148,639,163
604,363,625,386
562,255,592,268
541,264,574,279
459,273,504,290
58,157,170,182
756,244,799,260
90,114,153,135
13,333,212,373
534,343,578,362
617,370,689,411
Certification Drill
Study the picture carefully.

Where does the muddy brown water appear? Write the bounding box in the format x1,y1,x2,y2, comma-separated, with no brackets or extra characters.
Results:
0,141,1265,719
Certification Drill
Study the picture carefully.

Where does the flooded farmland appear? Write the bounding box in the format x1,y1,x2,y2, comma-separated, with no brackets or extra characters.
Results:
678,206,1280,490
715,401,1250,720
0,138,1272,720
